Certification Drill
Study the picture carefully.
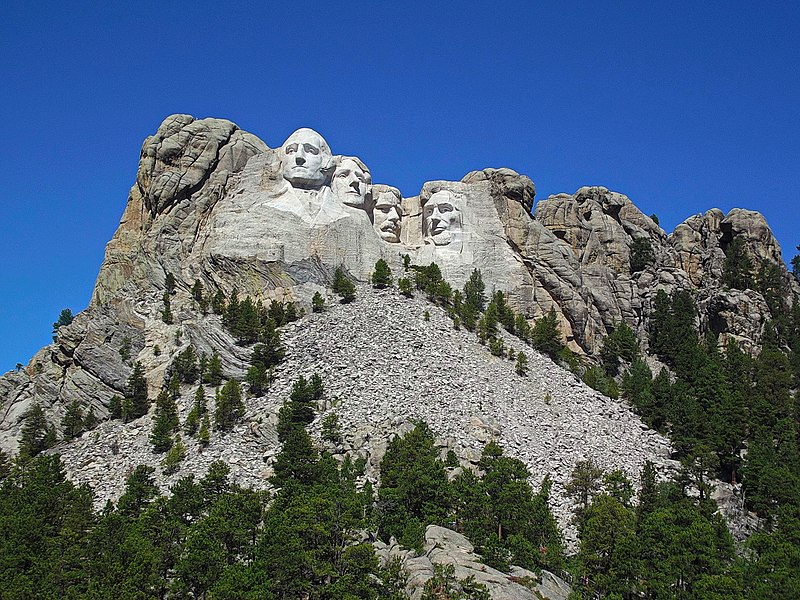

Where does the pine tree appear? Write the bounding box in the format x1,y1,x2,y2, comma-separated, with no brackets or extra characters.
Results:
378,422,451,550
371,259,393,288
321,413,342,444
434,279,452,305
120,396,134,423
150,388,179,453
245,365,272,397
19,404,51,458
276,375,320,442
268,299,286,326
165,272,176,294
61,400,85,441
514,313,531,342
477,302,499,343
52,308,74,341
600,321,640,375
530,307,563,360
235,296,260,344
83,407,98,430
630,236,655,272
413,263,445,300
0,449,9,480
621,358,655,423
185,385,207,436
460,300,478,331
161,435,186,475
270,425,322,491
489,337,505,356
172,345,199,383
332,267,356,303
214,379,244,431
255,320,284,367
124,362,149,421
722,236,754,290
198,414,210,447
284,301,299,322
191,279,204,302
577,493,638,597
463,269,486,312
117,464,158,517
211,289,226,314
312,291,326,312
223,288,240,331
118,336,131,362
204,352,223,386
398,277,413,298
161,291,174,324
515,351,529,376
490,290,515,333
565,459,604,525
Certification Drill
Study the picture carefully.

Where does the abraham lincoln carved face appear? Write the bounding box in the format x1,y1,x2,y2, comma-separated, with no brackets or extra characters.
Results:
423,190,462,245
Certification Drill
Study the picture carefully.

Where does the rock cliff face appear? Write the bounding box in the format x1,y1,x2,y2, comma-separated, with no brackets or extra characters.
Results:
1,112,797,462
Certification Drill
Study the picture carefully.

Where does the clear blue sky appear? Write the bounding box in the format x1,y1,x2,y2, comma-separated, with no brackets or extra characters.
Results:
1,2,798,372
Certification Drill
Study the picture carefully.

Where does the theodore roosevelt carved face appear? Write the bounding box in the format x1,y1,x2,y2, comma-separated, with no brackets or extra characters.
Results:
281,128,332,189
423,190,462,245
331,157,371,209
373,187,402,242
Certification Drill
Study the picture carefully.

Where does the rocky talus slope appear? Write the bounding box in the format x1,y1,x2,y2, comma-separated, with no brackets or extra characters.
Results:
54,284,673,549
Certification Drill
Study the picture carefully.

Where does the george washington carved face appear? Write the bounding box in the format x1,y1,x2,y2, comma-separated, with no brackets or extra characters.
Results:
281,128,332,189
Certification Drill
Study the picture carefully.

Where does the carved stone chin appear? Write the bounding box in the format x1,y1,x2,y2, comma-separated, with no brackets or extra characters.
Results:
281,128,332,190
332,157,371,209
373,187,402,243
423,190,462,246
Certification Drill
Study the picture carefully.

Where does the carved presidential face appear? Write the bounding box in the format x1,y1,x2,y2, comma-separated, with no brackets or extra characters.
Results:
331,157,371,209
281,128,331,189
423,190,462,245
373,188,402,242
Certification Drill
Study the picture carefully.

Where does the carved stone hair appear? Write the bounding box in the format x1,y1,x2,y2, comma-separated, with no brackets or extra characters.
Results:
333,155,372,184
420,185,465,207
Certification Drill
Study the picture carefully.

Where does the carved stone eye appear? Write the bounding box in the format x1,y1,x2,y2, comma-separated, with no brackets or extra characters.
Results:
304,144,319,155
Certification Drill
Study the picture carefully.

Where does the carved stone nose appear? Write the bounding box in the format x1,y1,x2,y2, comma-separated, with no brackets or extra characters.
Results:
296,156,306,165
349,180,360,192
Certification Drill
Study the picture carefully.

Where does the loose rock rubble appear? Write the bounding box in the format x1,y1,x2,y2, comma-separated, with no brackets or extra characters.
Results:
55,284,675,548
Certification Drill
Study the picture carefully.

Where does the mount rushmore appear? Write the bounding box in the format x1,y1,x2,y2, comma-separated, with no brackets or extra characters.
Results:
1,113,797,451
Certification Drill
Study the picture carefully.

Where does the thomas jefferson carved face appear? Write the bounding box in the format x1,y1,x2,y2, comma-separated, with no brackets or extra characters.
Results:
423,190,462,245
332,157,371,209
281,128,332,189
373,187,402,243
